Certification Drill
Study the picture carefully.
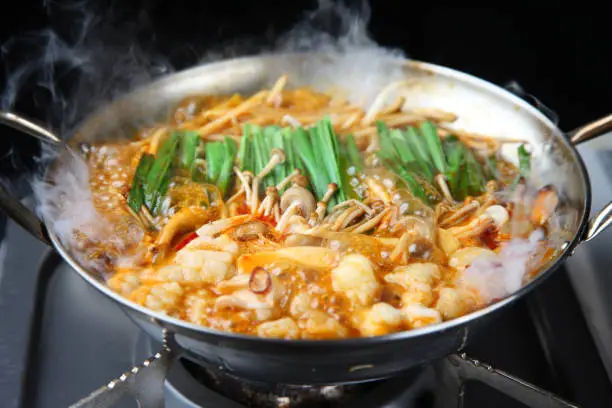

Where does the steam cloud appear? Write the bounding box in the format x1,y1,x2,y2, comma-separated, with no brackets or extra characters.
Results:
1,1,573,304
1,0,407,269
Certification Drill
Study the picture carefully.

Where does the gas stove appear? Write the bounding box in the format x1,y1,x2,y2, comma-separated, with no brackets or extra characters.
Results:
1,141,612,408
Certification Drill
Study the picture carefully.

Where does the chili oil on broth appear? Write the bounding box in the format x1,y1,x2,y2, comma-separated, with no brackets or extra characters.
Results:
78,78,559,340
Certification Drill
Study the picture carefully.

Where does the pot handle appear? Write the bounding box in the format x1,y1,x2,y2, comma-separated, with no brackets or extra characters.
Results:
0,111,61,244
69,330,176,408
439,354,579,408
568,113,612,145
567,114,612,243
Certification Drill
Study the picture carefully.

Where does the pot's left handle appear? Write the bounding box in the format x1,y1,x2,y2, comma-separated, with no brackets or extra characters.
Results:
0,111,62,244
69,330,176,408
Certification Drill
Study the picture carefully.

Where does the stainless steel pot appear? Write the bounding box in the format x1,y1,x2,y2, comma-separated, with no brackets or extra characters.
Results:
1,53,610,408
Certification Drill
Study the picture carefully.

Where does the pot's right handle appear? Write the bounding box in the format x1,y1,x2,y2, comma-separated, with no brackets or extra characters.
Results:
0,111,61,244
568,114,612,243
568,113,612,145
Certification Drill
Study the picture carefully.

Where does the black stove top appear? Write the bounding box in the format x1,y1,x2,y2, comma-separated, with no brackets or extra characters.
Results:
1,217,610,408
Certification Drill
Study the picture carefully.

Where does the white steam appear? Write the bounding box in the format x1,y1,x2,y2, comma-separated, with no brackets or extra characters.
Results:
2,0,406,265
1,0,175,261
273,0,406,107
459,229,545,304
32,150,96,239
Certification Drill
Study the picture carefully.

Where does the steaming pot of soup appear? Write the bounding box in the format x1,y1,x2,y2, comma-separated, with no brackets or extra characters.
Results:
1,54,611,393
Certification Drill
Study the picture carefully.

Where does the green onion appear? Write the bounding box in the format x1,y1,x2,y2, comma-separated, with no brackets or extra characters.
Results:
444,138,465,198
309,125,335,206
376,121,399,162
263,126,280,161
484,155,498,180
317,118,345,205
144,133,179,215
389,129,415,164
178,130,200,170
518,144,531,178
263,125,280,141
189,140,206,182
282,128,296,172
421,121,446,174
457,166,469,201
345,134,363,172
252,125,273,186
127,153,154,213
217,137,238,197
251,125,265,175
338,140,360,200
404,127,434,180
205,141,224,184
286,127,306,176
405,126,431,165
237,126,250,171
464,148,486,197
270,129,286,188
293,127,329,201
511,144,532,189
375,152,428,203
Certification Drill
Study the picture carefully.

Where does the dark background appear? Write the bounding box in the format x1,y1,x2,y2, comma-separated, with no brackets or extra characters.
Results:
3,3,610,127
1,2,611,166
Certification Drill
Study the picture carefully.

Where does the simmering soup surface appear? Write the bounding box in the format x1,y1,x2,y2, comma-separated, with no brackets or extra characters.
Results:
79,76,559,339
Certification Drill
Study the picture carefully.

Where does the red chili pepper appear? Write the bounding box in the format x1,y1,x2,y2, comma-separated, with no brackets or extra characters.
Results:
174,232,198,251
480,226,499,250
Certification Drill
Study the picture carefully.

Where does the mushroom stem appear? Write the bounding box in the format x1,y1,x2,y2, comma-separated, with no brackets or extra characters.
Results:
473,181,499,217
250,178,260,215
321,183,338,204
266,75,288,106
390,231,414,263
448,215,494,239
332,199,374,215
228,201,240,217
276,168,301,191
449,205,508,239
366,178,392,204
234,168,253,203
141,205,156,226
340,207,366,230
435,174,455,203
313,183,339,222
351,207,391,234
485,180,498,194
123,203,150,230
257,186,279,217
257,198,267,216
275,202,300,233
226,190,244,206
439,200,480,228
257,149,286,180
312,203,328,225
332,207,365,231
251,149,286,215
